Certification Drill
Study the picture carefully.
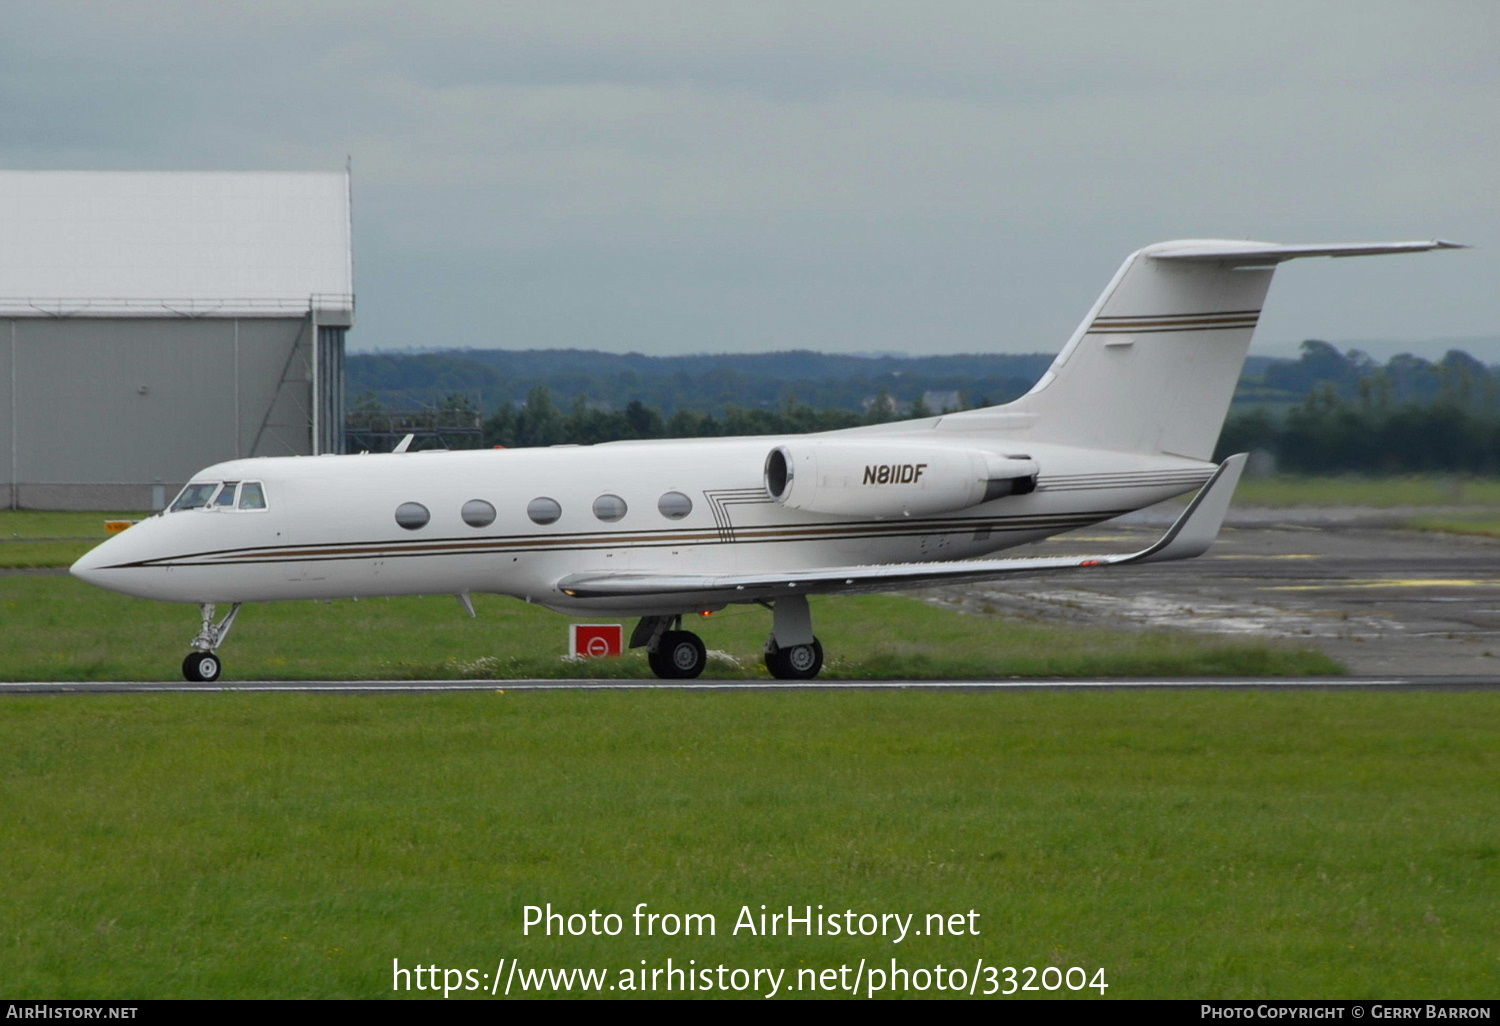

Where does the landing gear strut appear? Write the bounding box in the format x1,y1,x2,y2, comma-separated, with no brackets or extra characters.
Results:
764,593,824,680
183,602,242,682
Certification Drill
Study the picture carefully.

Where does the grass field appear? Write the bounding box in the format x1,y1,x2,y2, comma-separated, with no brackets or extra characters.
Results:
1233,475,1500,508
0,511,143,570
1,689,1494,999
0,574,1338,681
2,494,1491,1000
1408,517,1500,539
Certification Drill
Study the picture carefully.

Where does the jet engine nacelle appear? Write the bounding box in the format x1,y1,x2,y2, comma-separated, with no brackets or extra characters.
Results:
764,441,1038,517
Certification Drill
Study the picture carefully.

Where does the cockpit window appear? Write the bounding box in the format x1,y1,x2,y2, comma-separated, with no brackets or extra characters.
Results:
170,482,219,511
169,480,269,512
239,482,267,510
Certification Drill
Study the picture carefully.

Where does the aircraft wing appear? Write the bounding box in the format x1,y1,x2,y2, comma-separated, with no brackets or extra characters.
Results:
556,454,1247,603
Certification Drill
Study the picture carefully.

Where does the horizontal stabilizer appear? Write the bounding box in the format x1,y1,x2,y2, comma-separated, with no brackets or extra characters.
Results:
1149,240,1466,265
555,454,1247,603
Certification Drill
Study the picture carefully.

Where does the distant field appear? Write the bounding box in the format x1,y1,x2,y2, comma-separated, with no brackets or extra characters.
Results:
1407,516,1500,539
2,689,1494,998
0,511,144,569
1233,475,1500,508
0,576,1337,681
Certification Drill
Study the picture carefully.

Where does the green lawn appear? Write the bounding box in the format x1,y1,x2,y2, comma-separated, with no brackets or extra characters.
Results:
0,510,145,569
0,574,1338,682
1,689,1494,998
1407,516,1500,539
1234,475,1500,508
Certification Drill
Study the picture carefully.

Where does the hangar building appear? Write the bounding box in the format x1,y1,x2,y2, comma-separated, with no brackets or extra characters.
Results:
1,170,354,510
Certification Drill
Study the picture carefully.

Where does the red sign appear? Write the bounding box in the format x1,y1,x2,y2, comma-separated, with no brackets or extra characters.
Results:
569,623,623,659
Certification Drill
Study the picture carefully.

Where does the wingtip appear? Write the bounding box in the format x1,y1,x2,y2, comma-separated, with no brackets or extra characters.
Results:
1123,454,1246,565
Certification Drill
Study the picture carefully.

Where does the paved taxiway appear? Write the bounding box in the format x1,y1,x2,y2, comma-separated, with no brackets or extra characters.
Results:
930,505,1500,678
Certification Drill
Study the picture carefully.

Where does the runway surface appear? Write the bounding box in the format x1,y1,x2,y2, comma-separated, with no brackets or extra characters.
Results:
2,676,1496,694
928,507,1500,678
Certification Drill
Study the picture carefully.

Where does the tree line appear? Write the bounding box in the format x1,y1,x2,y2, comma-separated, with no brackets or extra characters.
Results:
471,388,1498,474
479,388,927,448
1214,340,1500,472
350,340,1500,473
1217,389,1500,473
349,348,1045,417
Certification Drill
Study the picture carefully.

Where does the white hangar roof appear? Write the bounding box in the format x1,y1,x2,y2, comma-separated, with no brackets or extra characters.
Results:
0,170,353,322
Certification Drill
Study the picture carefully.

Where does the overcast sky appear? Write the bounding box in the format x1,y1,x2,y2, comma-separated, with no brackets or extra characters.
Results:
2,1,1496,359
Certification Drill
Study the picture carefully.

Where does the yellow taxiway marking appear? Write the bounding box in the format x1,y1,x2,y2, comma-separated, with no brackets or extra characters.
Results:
1216,553,1319,560
1268,578,1499,591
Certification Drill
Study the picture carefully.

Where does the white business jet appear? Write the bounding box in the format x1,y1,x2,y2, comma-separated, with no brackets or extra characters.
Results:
71,238,1461,682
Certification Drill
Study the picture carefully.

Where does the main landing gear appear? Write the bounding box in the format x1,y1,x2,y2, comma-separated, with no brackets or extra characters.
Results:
633,616,709,679
760,593,822,680
182,602,242,682
764,637,823,680
649,629,708,679
632,594,825,681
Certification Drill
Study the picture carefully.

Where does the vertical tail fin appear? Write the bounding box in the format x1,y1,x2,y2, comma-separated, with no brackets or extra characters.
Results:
993,239,1463,460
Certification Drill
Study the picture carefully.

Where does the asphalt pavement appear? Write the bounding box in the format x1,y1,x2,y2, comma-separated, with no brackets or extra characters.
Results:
928,505,1500,678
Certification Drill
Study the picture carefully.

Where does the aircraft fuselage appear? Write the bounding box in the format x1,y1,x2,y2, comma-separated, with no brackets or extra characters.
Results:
72,434,1213,615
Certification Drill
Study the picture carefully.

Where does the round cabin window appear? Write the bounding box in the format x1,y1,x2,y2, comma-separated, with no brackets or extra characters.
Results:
592,494,627,522
461,499,496,528
527,497,562,525
657,491,693,520
395,502,430,530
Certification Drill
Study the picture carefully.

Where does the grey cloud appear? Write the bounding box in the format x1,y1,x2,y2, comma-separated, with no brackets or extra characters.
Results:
0,0,1495,355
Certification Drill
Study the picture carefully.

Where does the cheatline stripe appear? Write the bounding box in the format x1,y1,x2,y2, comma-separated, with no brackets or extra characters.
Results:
1041,475,1212,492
135,508,1128,561
1087,323,1258,336
104,465,1217,571
1038,474,1212,486
104,510,1129,570
1087,310,1260,334
1092,309,1261,325
113,475,1197,568
1040,472,1211,486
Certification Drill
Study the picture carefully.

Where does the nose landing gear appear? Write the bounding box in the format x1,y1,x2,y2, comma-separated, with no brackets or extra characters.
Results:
182,650,222,683
182,602,242,682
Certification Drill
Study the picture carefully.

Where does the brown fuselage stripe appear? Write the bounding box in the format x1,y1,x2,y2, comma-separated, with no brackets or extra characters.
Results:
1093,309,1260,323
108,510,1128,570
1088,310,1260,334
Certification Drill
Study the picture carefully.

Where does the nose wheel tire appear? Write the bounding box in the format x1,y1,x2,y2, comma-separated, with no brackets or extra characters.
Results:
765,638,823,680
648,630,706,679
183,651,222,683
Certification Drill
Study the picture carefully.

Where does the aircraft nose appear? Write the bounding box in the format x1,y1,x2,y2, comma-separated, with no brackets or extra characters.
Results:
70,541,112,585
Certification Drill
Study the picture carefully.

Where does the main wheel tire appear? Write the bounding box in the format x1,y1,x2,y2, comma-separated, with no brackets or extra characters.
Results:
182,650,222,683
765,638,823,680
648,630,707,679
